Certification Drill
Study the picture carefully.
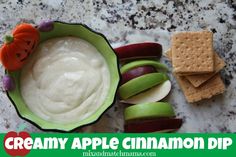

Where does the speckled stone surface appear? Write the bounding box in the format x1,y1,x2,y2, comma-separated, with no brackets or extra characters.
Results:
0,0,236,133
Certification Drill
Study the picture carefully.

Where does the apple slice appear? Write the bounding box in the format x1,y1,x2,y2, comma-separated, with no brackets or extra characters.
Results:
121,80,171,104
120,60,168,74
119,73,168,100
153,129,179,133
124,102,175,121
114,42,162,61
121,65,156,85
124,118,183,133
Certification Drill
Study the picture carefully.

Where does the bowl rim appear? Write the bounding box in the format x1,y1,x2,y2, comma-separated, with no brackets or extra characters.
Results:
6,21,121,132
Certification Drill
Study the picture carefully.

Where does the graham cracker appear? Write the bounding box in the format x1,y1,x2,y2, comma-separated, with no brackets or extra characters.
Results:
174,74,225,103
171,31,214,74
166,49,225,87
186,53,225,87
165,49,172,59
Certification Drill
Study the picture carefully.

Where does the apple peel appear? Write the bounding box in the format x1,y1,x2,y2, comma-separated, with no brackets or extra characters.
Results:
124,118,182,133
121,80,171,104
124,102,175,121
120,60,168,74
121,65,156,85
119,73,168,100
114,42,162,61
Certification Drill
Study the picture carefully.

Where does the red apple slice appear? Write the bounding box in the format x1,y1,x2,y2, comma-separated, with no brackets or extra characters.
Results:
124,118,182,133
114,42,162,61
121,65,156,85
121,80,171,104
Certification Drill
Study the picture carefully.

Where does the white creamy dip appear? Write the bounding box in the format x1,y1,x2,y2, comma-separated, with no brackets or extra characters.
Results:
20,37,110,124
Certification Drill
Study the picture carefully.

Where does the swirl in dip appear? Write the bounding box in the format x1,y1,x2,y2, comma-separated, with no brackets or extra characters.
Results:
20,37,110,124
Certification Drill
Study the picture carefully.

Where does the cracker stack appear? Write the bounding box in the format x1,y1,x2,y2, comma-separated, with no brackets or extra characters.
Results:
167,31,225,103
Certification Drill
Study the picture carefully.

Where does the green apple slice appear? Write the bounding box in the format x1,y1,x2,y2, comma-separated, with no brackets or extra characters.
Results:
124,102,175,121
120,60,168,74
118,73,168,100
121,80,171,104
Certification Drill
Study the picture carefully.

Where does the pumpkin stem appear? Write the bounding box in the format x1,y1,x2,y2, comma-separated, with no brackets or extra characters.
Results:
4,35,14,44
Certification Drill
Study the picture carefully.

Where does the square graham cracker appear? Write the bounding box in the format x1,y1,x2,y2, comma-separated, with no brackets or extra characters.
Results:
186,53,225,87
166,49,225,87
174,74,225,103
171,31,214,74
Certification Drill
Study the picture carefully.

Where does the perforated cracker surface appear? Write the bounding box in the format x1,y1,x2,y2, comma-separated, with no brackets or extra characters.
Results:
166,49,225,87
186,53,225,87
172,31,214,74
175,74,225,103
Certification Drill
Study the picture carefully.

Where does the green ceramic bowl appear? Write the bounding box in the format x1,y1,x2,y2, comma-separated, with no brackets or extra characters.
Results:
6,21,120,132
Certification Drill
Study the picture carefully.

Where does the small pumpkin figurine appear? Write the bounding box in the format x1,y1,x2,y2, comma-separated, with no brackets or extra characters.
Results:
0,23,40,71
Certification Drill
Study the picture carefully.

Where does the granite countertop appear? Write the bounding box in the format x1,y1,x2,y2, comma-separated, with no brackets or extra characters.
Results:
0,0,235,133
